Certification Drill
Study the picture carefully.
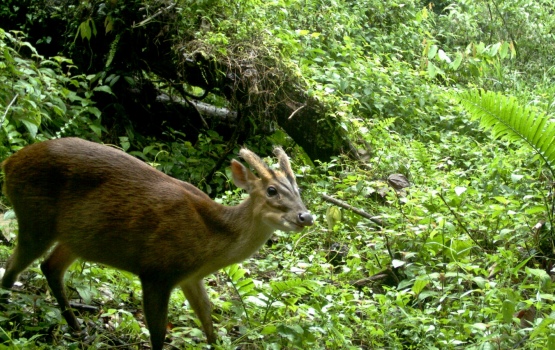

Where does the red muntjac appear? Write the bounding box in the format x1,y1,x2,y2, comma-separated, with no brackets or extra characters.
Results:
1,137,313,349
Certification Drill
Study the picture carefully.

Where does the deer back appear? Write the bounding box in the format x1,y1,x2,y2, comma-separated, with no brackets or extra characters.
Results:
2,138,313,282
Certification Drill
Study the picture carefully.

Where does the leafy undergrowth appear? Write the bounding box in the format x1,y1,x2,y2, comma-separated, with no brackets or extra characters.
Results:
1,110,554,349
1,0,555,348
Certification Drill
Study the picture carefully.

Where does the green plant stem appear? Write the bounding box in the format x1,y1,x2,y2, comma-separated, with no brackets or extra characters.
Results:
438,192,483,249
224,270,251,328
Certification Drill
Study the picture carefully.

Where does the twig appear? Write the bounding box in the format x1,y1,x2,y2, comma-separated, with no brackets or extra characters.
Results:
490,0,518,56
383,234,394,260
322,193,384,227
288,104,306,120
203,110,244,185
184,97,209,129
512,335,529,349
437,192,483,248
133,3,176,28
68,302,99,313
1,94,19,126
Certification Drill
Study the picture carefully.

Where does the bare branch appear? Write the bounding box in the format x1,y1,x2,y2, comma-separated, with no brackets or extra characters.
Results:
322,193,384,227
133,3,176,28
288,104,306,120
1,94,19,126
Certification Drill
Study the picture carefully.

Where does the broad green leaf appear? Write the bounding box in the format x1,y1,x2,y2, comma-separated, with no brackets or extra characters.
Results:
428,45,438,59
525,205,546,215
548,334,555,350
76,285,93,304
450,52,463,70
427,61,438,78
20,119,38,138
502,300,514,324
488,42,501,57
89,123,102,137
530,317,555,339
499,41,510,59
93,85,113,94
86,106,102,117
261,325,277,335
105,16,114,34
80,21,92,41
412,277,429,295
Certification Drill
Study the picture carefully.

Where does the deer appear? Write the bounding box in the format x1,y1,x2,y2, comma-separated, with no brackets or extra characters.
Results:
0,137,313,349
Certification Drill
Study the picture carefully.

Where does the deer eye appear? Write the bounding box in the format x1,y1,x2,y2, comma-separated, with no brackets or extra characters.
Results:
266,186,278,197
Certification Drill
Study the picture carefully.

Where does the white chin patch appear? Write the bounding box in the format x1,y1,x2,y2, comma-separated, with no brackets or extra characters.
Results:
279,221,302,232
266,216,302,232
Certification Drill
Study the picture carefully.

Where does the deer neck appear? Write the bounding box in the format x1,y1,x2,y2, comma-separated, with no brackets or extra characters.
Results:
206,197,274,265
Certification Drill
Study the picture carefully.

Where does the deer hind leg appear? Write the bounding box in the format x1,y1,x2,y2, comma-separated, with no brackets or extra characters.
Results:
180,279,215,344
40,243,79,330
1,220,56,290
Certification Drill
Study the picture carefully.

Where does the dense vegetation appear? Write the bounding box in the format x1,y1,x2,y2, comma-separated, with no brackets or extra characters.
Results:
1,0,555,348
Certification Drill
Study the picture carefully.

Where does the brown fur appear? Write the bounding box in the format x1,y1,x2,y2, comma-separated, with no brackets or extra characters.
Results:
1,138,313,349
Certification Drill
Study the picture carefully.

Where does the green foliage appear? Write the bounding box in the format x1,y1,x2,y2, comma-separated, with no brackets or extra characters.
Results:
455,89,555,175
1,0,555,349
422,38,516,86
177,0,445,143
263,0,437,126
125,130,231,195
432,0,555,83
74,18,97,43
0,28,109,157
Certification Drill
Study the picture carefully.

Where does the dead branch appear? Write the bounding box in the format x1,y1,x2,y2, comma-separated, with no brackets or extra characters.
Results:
322,193,384,227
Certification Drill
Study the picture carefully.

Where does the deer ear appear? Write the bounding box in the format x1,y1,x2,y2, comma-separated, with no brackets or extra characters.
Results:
231,159,258,191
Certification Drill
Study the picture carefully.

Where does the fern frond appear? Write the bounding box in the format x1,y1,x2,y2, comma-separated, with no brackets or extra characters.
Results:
270,278,318,298
454,89,555,175
223,263,256,296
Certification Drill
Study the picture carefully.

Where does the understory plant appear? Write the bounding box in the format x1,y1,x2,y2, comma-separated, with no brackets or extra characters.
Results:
454,89,555,244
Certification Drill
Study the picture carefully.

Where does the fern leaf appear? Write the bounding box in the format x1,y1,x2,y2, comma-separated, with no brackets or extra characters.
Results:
270,279,317,298
454,89,555,173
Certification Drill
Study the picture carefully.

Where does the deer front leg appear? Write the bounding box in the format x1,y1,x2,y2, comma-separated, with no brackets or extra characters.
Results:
141,277,173,350
180,279,215,344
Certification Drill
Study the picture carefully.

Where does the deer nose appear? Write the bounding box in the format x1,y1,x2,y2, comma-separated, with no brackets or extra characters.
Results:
298,212,314,226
